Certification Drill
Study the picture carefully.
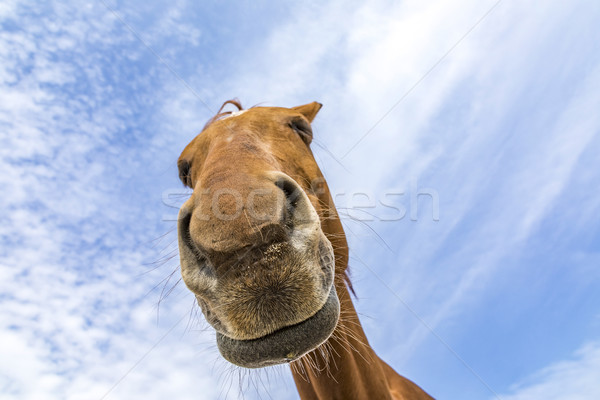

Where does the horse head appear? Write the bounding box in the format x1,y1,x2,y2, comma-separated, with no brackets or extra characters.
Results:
177,101,346,368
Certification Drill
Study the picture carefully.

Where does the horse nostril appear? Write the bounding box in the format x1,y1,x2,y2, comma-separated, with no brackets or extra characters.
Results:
178,208,195,251
275,177,302,227
178,207,215,276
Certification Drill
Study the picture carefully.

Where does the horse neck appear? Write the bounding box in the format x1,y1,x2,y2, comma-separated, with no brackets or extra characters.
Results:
291,280,399,399
289,190,394,399
289,190,433,400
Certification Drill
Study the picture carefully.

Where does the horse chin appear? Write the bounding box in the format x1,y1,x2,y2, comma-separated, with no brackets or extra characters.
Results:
215,285,340,368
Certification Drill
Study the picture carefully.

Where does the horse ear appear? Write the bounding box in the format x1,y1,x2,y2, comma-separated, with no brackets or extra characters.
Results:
292,102,322,123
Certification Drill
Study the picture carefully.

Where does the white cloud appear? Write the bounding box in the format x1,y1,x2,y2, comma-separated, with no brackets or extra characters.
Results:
399,57,600,353
0,2,245,399
498,341,600,400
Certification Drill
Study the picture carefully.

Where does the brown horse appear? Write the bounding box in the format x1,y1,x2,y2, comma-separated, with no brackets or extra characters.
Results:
177,100,433,399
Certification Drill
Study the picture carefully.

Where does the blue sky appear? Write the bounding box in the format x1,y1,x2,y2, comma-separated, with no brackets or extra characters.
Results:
1,0,599,399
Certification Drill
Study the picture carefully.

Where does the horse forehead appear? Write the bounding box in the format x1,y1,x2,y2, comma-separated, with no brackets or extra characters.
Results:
221,107,289,123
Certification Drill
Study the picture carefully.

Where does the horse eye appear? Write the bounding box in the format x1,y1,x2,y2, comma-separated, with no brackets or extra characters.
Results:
178,159,193,187
288,118,313,145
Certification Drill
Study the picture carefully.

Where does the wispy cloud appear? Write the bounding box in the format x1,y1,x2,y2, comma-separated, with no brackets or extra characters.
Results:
0,1,238,399
498,341,600,400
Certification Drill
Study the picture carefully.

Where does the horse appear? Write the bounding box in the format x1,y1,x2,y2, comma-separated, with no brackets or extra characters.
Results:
176,100,433,399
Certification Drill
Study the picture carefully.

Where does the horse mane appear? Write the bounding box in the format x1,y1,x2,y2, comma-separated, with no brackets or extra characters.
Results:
202,99,244,131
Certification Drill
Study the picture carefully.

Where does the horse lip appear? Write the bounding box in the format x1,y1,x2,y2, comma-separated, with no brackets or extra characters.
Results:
215,286,340,368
